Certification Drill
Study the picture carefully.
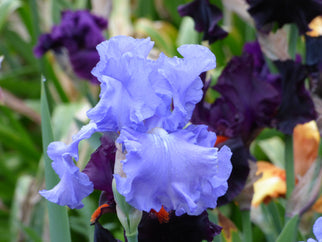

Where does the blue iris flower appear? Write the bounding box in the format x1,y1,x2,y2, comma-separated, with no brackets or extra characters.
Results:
40,36,232,216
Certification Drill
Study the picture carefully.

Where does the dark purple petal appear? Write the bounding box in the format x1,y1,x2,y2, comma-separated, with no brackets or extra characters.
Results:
246,0,322,34
217,138,253,206
193,41,280,145
178,0,228,44
34,10,107,83
69,49,100,84
210,51,280,145
83,134,116,201
138,211,221,242
273,60,317,134
33,34,62,58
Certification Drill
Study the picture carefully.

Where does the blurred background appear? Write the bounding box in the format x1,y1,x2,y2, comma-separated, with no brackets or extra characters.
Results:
0,0,320,241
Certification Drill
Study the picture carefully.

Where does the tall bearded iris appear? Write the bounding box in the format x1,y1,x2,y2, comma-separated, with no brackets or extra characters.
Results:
40,36,232,216
34,10,107,84
246,0,322,34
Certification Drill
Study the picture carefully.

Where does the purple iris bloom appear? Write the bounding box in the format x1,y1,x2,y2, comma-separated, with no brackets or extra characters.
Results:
34,10,107,84
40,36,232,217
246,0,322,34
138,211,222,242
178,0,228,44
192,41,281,204
306,217,322,242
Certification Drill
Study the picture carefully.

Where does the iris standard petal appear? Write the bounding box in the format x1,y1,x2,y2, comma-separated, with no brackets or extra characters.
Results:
115,126,232,216
145,44,216,131
89,37,164,132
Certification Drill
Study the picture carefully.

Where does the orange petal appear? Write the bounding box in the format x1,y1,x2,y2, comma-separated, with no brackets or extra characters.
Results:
293,121,320,176
252,161,286,207
306,16,322,37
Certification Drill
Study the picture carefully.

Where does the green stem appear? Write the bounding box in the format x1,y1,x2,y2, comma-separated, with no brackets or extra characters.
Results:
241,210,252,242
125,231,139,242
288,24,298,59
285,135,295,199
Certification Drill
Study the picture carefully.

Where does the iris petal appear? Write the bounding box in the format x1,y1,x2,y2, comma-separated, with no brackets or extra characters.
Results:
39,122,99,208
115,126,232,216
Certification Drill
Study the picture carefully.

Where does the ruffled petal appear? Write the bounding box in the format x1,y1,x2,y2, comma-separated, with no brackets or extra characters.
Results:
89,36,164,132
145,44,216,131
115,126,232,216
39,122,99,208
39,168,93,209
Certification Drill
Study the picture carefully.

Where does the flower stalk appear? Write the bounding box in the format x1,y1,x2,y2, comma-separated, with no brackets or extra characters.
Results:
112,179,141,242
285,135,295,199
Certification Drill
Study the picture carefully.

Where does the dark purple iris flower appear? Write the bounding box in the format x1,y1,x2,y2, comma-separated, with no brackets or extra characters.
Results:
34,10,108,84
272,59,317,134
193,41,280,145
192,41,318,204
246,0,322,34
137,211,221,242
192,41,281,204
84,134,222,242
178,0,228,44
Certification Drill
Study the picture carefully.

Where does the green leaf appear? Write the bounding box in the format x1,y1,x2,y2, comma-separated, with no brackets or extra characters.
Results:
257,136,285,168
41,78,71,242
276,215,299,242
177,17,199,45
134,18,178,56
